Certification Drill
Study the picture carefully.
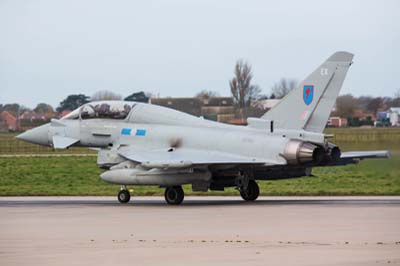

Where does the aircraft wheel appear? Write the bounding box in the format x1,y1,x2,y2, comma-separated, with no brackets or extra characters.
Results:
165,186,184,205
240,180,260,201
118,189,131,203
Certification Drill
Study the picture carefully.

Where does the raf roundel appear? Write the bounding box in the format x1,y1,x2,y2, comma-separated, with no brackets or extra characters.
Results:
303,85,314,105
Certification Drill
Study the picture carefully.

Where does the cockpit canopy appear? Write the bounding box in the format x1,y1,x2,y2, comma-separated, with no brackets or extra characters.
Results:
62,101,136,120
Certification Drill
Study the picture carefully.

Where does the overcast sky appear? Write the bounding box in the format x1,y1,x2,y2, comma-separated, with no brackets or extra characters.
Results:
0,0,399,108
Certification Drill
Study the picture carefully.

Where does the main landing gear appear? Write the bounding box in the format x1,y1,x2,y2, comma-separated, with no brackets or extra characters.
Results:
164,186,185,205
240,180,260,201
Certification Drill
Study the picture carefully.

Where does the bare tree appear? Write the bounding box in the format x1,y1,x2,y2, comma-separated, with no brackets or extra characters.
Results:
229,60,260,108
195,90,220,99
366,97,383,114
247,85,261,102
389,89,400,107
91,90,122,101
357,96,373,111
395,88,400,99
335,94,358,117
271,78,297,99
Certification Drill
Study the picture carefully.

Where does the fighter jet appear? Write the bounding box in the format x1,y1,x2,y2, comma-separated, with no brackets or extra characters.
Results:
17,51,390,205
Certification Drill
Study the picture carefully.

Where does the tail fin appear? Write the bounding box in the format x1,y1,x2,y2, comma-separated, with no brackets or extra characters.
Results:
262,51,354,133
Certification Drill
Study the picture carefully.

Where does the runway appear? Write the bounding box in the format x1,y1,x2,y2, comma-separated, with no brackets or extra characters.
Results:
1,196,399,266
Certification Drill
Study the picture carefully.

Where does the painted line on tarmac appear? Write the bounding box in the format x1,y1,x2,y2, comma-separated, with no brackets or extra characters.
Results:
1,197,400,207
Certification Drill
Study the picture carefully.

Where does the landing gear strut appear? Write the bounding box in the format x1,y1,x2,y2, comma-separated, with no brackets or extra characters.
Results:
118,186,131,203
164,186,184,205
240,180,260,201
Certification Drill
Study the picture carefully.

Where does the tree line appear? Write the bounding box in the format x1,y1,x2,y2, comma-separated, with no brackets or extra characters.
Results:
335,94,400,117
1,60,399,119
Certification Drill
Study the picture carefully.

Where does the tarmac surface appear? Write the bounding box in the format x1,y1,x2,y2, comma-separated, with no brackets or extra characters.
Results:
1,196,400,266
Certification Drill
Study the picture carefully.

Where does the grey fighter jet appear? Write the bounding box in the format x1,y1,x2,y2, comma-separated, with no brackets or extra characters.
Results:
17,51,390,205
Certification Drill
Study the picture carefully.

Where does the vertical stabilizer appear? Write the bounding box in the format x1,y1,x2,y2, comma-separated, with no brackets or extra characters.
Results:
262,51,354,133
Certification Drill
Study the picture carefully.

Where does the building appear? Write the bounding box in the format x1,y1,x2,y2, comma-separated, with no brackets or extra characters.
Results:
252,99,280,110
375,108,400,127
19,110,47,122
352,109,377,121
18,110,48,129
328,116,348,127
377,111,389,121
388,107,400,126
151,98,202,116
150,97,235,123
0,111,17,132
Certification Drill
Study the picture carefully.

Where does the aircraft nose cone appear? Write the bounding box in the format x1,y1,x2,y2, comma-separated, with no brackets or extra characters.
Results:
16,123,50,146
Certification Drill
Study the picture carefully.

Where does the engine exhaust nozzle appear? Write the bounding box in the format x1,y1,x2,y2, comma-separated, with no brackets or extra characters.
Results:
284,140,325,165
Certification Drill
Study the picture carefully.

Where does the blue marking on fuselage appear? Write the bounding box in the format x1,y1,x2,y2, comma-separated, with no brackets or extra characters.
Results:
121,128,132,135
135,129,146,136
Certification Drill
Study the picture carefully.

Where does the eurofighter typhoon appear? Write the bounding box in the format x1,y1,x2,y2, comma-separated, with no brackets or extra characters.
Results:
17,52,390,205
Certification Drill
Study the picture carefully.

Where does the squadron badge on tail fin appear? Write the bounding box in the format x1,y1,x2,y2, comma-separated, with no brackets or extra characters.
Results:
303,85,314,105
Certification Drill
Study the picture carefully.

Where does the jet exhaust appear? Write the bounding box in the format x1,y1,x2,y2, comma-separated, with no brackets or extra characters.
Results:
327,142,341,162
283,140,325,165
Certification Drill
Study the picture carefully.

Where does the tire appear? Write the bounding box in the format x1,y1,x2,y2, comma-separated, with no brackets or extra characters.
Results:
118,189,131,203
164,186,184,205
240,180,260,201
